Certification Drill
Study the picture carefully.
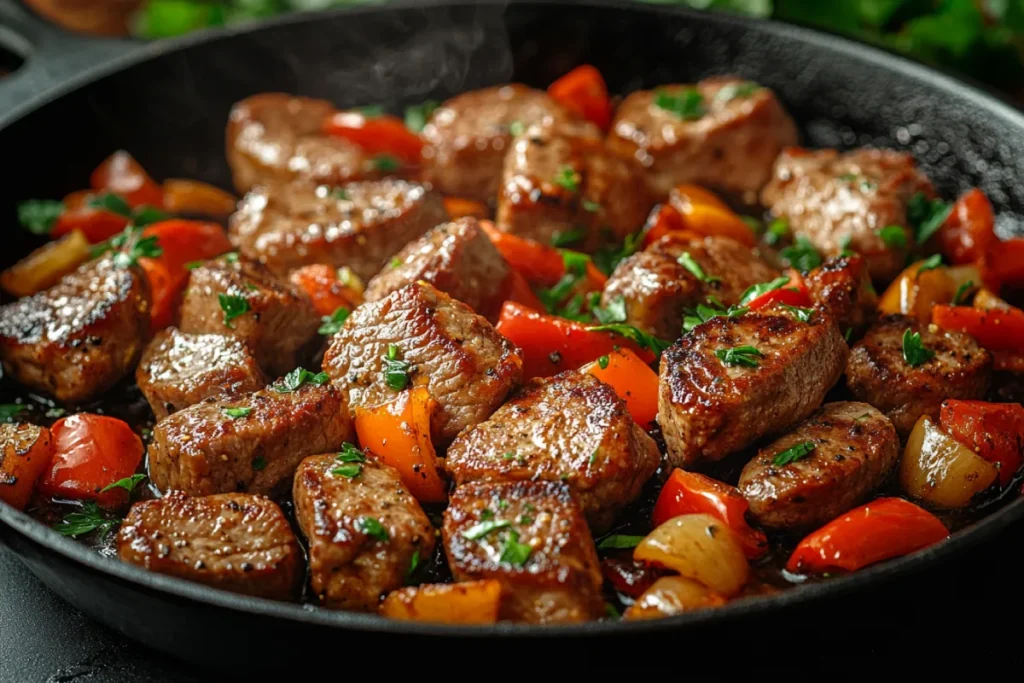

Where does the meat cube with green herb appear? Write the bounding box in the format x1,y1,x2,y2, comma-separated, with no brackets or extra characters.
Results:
804,255,879,335
293,453,435,611
446,371,660,532
136,327,268,420
608,76,797,199
364,218,511,322
322,282,522,443
659,304,848,468
443,480,603,623
148,381,353,497
0,256,149,403
178,256,319,377
117,491,302,601
600,234,780,340
760,147,936,283
738,402,900,531
494,120,653,250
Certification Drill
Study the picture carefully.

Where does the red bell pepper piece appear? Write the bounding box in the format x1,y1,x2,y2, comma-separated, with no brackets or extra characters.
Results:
744,270,812,311
980,237,1024,293
786,497,949,574
940,400,1024,487
51,190,130,243
931,304,1024,353
651,469,768,559
501,270,546,312
90,150,165,209
322,111,423,167
36,414,144,508
580,348,659,429
548,65,614,131
479,221,606,290
495,301,653,380
935,188,995,265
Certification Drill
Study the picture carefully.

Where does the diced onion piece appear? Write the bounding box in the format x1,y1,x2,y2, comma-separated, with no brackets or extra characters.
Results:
973,288,1011,311
899,416,998,509
380,580,501,624
633,514,749,597
624,576,726,621
1,229,90,297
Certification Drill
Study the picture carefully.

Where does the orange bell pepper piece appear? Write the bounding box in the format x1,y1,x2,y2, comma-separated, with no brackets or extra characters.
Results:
480,221,566,286
935,188,995,265
443,197,489,220
651,469,768,559
380,580,502,624
786,497,948,574
580,348,659,429
670,185,757,248
90,150,165,209
290,264,364,318
0,423,54,511
548,64,614,131
162,179,237,217
932,304,1024,353
940,400,1024,487
354,387,448,504
322,111,423,167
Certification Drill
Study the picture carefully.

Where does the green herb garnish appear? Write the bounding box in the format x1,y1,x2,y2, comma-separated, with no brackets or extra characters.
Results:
462,519,511,540
917,254,944,273
404,100,439,133
764,218,789,246
772,441,816,466
53,502,120,539
131,205,169,228
678,252,721,284
508,120,525,137
597,534,645,550
221,406,251,419
877,225,908,250
218,293,250,328
499,530,532,566
715,345,764,368
359,517,389,542
0,404,28,422
17,199,64,235
273,367,330,393
383,344,411,391
331,187,349,200
902,328,935,367
551,228,587,248
592,231,642,276
554,165,581,193
779,304,815,322
582,199,601,213
318,306,350,336
373,155,401,173
683,298,748,334
87,192,133,217
405,549,422,585
654,88,705,120
592,295,627,325
99,474,148,494
952,280,974,305
739,276,791,306
779,236,823,272
597,355,610,369
588,323,671,358
714,81,761,102
907,193,952,245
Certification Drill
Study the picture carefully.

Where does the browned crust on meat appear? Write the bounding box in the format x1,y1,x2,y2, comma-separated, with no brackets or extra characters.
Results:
804,255,879,334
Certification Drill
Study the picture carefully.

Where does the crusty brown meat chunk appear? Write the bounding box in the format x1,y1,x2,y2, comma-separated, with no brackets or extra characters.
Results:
322,282,522,443
0,257,149,404
739,402,900,531
445,371,660,532
293,454,435,611
442,480,603,623
118,491,302,600
804,255,878,335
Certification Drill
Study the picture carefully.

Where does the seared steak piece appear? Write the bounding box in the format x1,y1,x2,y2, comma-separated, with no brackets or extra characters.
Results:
323,282,522,443
445,371,660,531
495,120,653,249
293,454,435,611
178,256,319,377
442,480,603,623
659,304,847,468
136,327,268,421
601,235,780,339
364,218,511,322
608,76,798,199
761,147,935,283
804,255,878,335
226,93,375,194
421,84,574,202
845,315,992,436
148,384,353,497
229,179,448,281
117,491,301,600
739,402,900,531
0,257,149,404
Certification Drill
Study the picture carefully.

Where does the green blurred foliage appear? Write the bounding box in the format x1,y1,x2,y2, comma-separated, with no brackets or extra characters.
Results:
133,0,1024,93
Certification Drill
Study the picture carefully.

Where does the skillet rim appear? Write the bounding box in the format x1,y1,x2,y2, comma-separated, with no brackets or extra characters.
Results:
1,0,1023,637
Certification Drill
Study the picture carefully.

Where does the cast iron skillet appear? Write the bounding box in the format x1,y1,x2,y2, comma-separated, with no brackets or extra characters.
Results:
1,0,1023,671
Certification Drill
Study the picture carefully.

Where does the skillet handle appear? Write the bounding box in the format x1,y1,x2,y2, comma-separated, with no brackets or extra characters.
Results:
0,0,142,121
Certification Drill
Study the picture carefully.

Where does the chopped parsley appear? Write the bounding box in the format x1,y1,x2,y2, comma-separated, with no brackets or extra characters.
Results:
332,444,367,478
714,81,761,103
902,328,935,367
508,120,525,137
359,517,389,542
403,99,439,133
221,406,251,419
837,173,858,183
877,225,907,250
654,87,705,120
604,603,622,619
251,456,266,471
223,252,239,264
952,280,974,305
678,252,721,284
45,407,66,418
218,293,250,328
502,452,517,460
764,218,789,246
597,355,610,369
844,327,854,342
592,230,642,276
461,519,510,540
715,345,764,368
390,256,403,269
739,276,792,306
741,215,763,235
354,104,384,118
772,441,816,466
551,227,587,248
588,323,671,359
87,192,133,217
582,199,601,213
373,155,401,173
499,530,532,566
536,251,592,321
907,193,952,245
779,236,823,272
99,474,148,494
683,298,748,333
131,205,169,228
838,234,856,257
318,306,350,336
592,295,627,325
17,199,65,235
383,344,411,391
0,404,28,422
332,463,362,479
405,549,422,584
53,502,120,539
273,367,330,393
554,165,581,193
185,260,204,270
779,304,815,322
331,187,350,200
597,534,645,550
917,254,944,273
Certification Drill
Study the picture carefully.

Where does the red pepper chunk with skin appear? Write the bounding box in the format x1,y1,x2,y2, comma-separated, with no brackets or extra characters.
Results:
36,415,144,508
548,64,614,131
322,111,423,167
931,304,1024,353
935,188,995,266
651,469,768,559
940,400,1024,487
90,150,165,209
786,497,948,575
744,270,812,311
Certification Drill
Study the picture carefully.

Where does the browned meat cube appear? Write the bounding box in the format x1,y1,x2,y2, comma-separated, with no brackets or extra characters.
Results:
226,93,378,194
738,402,900,531
136,327,268,421
804,255,878,335
178,256,319,377
608,77,798,200
442,480,603,624
0,257,149,404
364,218,511,322
659,305,848,468
494,120,653,249
293,454,435,611
323,282,521,443
601,235,780,339
845,315,992,436
229,179,448,281
421,84,574,203
117,491,301,600
148,383,353,497
761,147,935,283
446,372,660,531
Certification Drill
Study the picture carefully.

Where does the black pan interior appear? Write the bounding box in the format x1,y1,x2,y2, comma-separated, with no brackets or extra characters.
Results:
1,0,1023,666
